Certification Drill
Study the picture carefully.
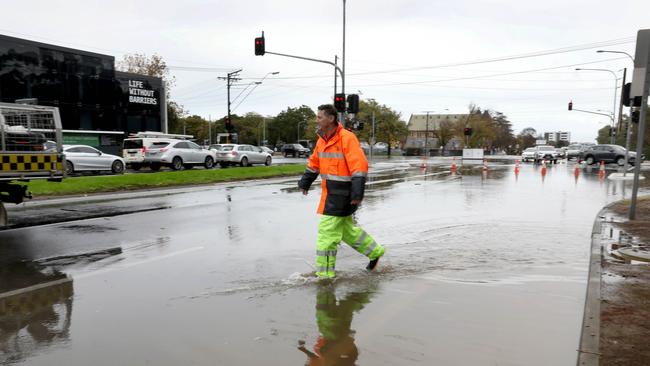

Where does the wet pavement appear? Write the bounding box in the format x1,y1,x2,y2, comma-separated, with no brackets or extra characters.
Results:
1,158,649,365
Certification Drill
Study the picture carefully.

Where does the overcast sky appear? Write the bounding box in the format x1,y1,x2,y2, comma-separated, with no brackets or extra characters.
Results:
2,0,650,142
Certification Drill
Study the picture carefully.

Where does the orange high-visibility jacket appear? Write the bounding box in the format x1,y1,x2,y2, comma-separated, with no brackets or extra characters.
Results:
298,124,368,216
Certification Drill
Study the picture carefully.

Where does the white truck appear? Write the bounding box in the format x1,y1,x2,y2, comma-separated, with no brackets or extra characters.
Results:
0,102,65,227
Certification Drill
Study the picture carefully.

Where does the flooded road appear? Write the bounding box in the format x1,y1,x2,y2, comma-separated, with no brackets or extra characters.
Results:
1,159,647,365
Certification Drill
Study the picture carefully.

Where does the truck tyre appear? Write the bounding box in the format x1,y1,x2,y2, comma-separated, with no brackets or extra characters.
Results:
0,202,6,227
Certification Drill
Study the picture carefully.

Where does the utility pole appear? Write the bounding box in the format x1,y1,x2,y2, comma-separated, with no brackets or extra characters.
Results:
208,114,212,145
422,110,436,157
218,69,242,124
334,55,338,96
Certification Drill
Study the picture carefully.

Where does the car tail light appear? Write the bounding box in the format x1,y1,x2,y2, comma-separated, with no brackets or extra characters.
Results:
230,151,238,156
142,146,148,153
160,147,168,152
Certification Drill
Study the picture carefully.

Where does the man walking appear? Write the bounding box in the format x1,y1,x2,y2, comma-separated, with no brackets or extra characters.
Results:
298,104,385,279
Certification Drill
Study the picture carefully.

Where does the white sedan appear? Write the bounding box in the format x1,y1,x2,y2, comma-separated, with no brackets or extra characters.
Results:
63,145,125,174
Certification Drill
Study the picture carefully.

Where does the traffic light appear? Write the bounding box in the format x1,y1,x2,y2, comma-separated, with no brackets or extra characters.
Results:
334,93,346,113
622,83,631,107
632,109,640,124
346,94,359,114
608,126,613,136
568,101,573,111
464,127,473,136
254,36,265,56
225,117,234,131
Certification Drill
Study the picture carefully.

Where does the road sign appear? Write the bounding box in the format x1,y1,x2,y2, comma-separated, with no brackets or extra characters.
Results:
630,29,650,100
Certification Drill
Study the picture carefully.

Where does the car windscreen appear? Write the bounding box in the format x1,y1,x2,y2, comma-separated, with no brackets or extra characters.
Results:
219,145,235,151
123,139,143,149
524,148,535,152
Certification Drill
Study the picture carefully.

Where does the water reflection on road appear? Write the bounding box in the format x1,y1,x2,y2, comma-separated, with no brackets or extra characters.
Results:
0,159,648,365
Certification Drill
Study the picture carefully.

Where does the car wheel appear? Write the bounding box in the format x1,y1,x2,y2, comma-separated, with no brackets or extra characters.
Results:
171,156,183,170
220,162,229,168
240,156,249,167
585,156,595,165
150,163,161,171
265,156,272,166
616,156,626,166
284,152,288,157
65,161,74,175
111,160,125,174
204,156,214,169
131,164,142,171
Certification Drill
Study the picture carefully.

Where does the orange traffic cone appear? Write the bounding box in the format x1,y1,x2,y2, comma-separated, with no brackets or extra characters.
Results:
541,160,547,177
514,159,520,174
451,157,457,174
598,161,606,178
482,158,488,172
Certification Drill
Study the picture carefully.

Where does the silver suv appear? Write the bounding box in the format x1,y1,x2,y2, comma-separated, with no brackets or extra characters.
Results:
144,140,216,170
533,145,559,164
215,144,272,167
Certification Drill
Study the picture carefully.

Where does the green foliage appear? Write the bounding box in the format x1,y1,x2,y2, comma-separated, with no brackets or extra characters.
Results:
353,99,408,155
268,105,316,146
23,165,306,196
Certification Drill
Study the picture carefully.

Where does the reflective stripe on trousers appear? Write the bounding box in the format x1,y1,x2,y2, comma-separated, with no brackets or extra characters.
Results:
315,215,385,278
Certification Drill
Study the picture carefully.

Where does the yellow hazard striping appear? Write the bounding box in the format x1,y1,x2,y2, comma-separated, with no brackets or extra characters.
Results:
0,153,63,172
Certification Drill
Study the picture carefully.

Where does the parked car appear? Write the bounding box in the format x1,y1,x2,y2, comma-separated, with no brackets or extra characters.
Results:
555,148,566,159
208,144,222,152
63,145,125,175
144,139,216,170
566,143,594,160
580,144,643,166
521,147,536,162
533,145,559,163
122,137,175,170
215,144,273,167
281,143,310,157
260,146,274,155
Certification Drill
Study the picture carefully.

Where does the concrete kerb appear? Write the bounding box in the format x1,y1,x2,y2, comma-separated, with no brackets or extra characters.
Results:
576,201,619,365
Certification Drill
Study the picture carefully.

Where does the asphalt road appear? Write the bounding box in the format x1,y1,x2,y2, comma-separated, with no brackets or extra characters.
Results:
1,158,648,365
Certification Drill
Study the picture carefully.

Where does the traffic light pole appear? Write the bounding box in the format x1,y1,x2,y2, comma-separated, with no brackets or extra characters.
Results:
629,63,650,220
218,69,242,143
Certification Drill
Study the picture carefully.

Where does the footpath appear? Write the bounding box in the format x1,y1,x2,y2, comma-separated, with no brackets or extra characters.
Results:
579,198,650,365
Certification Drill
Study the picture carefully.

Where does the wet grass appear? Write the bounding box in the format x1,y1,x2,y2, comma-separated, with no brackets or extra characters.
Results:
21,164,306,196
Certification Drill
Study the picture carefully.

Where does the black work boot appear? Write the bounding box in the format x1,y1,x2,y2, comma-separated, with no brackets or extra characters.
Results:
366,257,380,271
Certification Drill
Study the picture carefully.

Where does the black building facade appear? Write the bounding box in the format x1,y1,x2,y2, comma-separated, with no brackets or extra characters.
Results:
0,34,165,154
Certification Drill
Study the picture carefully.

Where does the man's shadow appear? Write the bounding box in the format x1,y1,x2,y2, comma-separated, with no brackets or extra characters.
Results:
298,282,376,366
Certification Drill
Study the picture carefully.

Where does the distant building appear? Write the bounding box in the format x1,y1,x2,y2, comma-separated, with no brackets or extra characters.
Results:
544,131,571,144
0,34,166,155
405,114,468,153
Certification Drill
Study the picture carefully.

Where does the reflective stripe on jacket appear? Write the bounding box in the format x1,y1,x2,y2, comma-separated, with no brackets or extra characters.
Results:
298,123,368,216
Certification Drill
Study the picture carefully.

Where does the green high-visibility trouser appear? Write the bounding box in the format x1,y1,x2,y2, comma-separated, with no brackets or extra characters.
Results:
315,215,385,278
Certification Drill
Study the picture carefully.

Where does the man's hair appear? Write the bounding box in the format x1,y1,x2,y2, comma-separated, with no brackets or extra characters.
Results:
318,104,338,121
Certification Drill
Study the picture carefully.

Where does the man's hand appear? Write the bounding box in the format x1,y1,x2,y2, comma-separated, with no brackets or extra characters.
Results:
351,199,361,205
302,189,309,195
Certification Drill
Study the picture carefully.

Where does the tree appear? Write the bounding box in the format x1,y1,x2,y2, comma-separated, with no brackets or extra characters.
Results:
517,127,538,151
354,99,407,156
455,104,496,149
268,106,316,146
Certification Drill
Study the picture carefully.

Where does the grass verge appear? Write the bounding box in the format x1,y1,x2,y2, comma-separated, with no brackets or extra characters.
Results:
21,164,305,197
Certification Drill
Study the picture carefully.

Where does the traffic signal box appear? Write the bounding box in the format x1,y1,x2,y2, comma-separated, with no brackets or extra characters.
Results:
334,94,346,113
255,37,265,56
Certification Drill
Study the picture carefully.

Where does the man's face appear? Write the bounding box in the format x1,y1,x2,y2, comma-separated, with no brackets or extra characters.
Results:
317,110,336,130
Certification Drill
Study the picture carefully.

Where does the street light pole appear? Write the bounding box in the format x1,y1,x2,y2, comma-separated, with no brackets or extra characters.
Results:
575,68,619,144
